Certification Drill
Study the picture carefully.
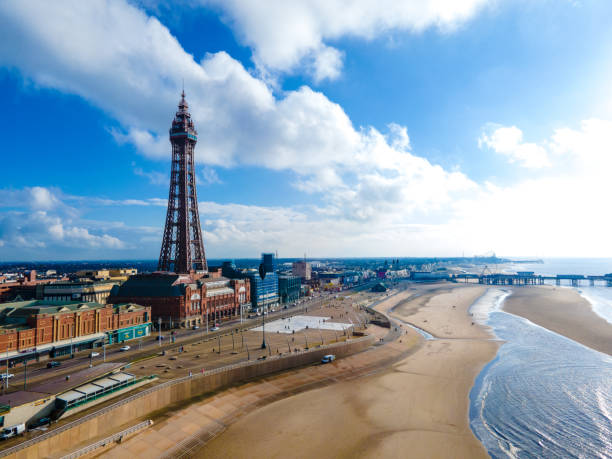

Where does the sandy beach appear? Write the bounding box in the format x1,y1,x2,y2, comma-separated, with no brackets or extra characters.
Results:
199,284,498,458
503,286,612,356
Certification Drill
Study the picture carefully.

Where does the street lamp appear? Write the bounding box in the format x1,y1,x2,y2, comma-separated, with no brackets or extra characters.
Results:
261,308,266,349
5,347,9,389
158,317,162,347
259,263,267,349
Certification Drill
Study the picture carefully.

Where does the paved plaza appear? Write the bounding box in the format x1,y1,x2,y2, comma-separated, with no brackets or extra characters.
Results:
252,315,353,334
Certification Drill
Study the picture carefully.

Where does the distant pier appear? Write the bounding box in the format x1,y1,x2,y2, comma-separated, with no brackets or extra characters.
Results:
455,272,612,287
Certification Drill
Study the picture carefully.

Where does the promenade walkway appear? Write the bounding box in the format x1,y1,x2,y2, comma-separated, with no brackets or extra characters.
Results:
97,293,421,458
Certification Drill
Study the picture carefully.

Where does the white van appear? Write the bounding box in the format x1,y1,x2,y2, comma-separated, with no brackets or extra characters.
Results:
0,424,25,440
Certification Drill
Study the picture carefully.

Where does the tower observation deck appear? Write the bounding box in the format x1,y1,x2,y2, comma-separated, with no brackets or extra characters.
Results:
158,91,207,273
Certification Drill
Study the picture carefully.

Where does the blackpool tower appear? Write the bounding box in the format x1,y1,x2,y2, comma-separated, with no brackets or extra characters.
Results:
158,92,207,273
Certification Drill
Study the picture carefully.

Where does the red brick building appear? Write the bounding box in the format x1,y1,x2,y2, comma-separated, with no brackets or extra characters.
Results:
0,270,64,303
0,300,151,365
107,270,250,329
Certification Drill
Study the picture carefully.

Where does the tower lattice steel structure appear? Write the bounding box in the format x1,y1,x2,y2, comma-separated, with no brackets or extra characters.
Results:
158,91,208,273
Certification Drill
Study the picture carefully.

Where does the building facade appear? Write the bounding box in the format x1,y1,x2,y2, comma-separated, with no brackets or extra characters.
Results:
0,300,151,365
319,272,342,291
292,261,312,280
278,275,301,304
74,269,111,280
247,271,279,312
108,271,250,329
37,281,118,304
0,270,63,303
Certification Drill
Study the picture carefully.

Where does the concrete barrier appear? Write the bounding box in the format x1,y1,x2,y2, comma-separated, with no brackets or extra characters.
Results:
2,336,373,459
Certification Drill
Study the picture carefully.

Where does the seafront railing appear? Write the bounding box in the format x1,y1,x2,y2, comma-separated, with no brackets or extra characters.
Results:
0,335,373,458
59,419,153,459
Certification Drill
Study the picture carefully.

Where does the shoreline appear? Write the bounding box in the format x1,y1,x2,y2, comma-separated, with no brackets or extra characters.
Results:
573,286,612,325
198,284,498,458
502,285,612,356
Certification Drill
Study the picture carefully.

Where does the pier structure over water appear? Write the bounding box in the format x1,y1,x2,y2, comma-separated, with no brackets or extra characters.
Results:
454,272,612,287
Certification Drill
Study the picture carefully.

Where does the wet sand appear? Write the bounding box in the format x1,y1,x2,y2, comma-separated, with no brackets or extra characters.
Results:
391,285,492,339
199,284,498,458
504,286,612,356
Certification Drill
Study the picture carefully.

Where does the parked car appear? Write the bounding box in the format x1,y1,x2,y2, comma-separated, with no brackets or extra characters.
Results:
321,354,336,364
0,424,25,440
192,325,200,330
210,326,219,331
46,361,60,369
89,352,100,358
0,373,15,380
119,345,131,351
156,335,165,340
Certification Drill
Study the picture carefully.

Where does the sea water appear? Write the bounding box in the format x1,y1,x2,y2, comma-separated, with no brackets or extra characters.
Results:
506,257,612,276
469,288,612,459
506,258,612,325
574,287,612,325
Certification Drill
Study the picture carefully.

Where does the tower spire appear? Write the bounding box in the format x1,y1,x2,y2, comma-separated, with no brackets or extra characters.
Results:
158,92,207,273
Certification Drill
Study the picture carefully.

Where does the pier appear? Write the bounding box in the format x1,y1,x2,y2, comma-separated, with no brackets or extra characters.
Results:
454,272,612,287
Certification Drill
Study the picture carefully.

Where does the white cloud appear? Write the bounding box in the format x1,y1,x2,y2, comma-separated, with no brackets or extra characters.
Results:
28,186,60,210
0,187,129,259
4,1,612,258
310,45,344,82
457,118,612,256
203,0,491,81
197,118,612,258
0,208,124,252
479,125,551,168
200,167,223,186
133,165,167,185
0,0,474,229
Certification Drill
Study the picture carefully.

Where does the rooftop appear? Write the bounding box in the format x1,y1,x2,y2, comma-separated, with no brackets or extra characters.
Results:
111,273,185,298
0,300,108,318
0,301,146,331
0,362,124,407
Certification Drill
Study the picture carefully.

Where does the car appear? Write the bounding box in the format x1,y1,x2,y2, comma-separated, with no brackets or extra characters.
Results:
321,354,336,364
156,335,165,340
210,326,220,331
0,424,25,440
119,345,131,351
46,361,60,369
0,373,15,380
192,325,200,330
89,352,100,358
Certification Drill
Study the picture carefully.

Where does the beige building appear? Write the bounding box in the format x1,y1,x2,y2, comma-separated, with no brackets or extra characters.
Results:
37,281,118,304
292,261,312,280
108,268,138,281
75,269,110,280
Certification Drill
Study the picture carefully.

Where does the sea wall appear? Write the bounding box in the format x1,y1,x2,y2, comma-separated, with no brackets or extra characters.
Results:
2,336,373,459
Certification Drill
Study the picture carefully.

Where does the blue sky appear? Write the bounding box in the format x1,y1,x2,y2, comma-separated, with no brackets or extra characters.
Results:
1,0,612,260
